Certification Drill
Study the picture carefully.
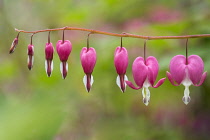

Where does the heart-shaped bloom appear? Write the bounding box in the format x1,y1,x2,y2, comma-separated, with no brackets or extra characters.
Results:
126,56,166,106
45,42,54,77
114,46,128,92
56,40,72,79
80,47,97,92
27,44,34,70
167,55,207,105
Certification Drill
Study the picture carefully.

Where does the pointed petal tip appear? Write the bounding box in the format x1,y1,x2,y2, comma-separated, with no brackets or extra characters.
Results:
152,77,166,88
143,98,149,106
166,71,180,86
125,81,141,90
63,75,67,79
47,73,51,77
28,64,32,70
9,49,14,54
194,71,207,86
182,95,190,105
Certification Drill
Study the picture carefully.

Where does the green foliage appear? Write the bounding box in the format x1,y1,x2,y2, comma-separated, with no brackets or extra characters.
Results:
1,0,210,140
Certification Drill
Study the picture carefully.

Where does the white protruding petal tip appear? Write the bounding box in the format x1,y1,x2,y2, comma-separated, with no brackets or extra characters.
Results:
51,61,54,71
66,62,68,72
60,62,63,78
45,60,47,74
116,75,121,89
83,75,87,91
90,75,94,86
124,74,128,81
124,75,128,91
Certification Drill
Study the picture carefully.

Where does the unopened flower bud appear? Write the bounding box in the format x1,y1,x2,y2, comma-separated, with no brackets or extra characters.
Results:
45,43,54,77
9,38,18,54
27,44,34,70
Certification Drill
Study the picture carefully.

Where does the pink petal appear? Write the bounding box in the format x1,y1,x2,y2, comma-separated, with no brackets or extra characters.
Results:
169,55,186,85
187,55,204,85
45,43,54,60
166,71,181,86
194,72,207,86
27,44,34,56
132,57,147,87
114,47,128,75
152,78,166,88
125,81,141,90
146,56,159,86
80,47,97,74
56,40,72,62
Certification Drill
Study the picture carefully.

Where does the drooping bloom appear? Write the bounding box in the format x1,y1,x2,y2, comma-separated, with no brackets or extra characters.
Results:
167,55,207,105
56,40,72,79
45,42,54,77
9,37,19,54
114,46,128,92
80,47,97,92
27,44,34,70
126,56,166,106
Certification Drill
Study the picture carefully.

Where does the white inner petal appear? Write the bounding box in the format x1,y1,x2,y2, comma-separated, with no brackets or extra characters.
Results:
60,62,63,75
142,78,151,106
116,75,121,89
66,62,68,72
90,75,94,86
83,75,87,91
181,69,192,105
45,60,47,74
51,61,54,71
124,74,128,91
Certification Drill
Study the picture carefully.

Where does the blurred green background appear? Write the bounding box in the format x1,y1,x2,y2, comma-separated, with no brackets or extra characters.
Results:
1,0,210,140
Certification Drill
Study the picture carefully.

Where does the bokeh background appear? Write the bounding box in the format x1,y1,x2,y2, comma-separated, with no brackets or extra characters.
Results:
1,0,210,140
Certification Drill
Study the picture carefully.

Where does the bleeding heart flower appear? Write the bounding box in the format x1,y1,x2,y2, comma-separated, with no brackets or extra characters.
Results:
45,42,54,77
80,47,97,92
167,55,207,105
126,56,166,106
27,44,34,70
114,46,128,92
56,40,72,79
